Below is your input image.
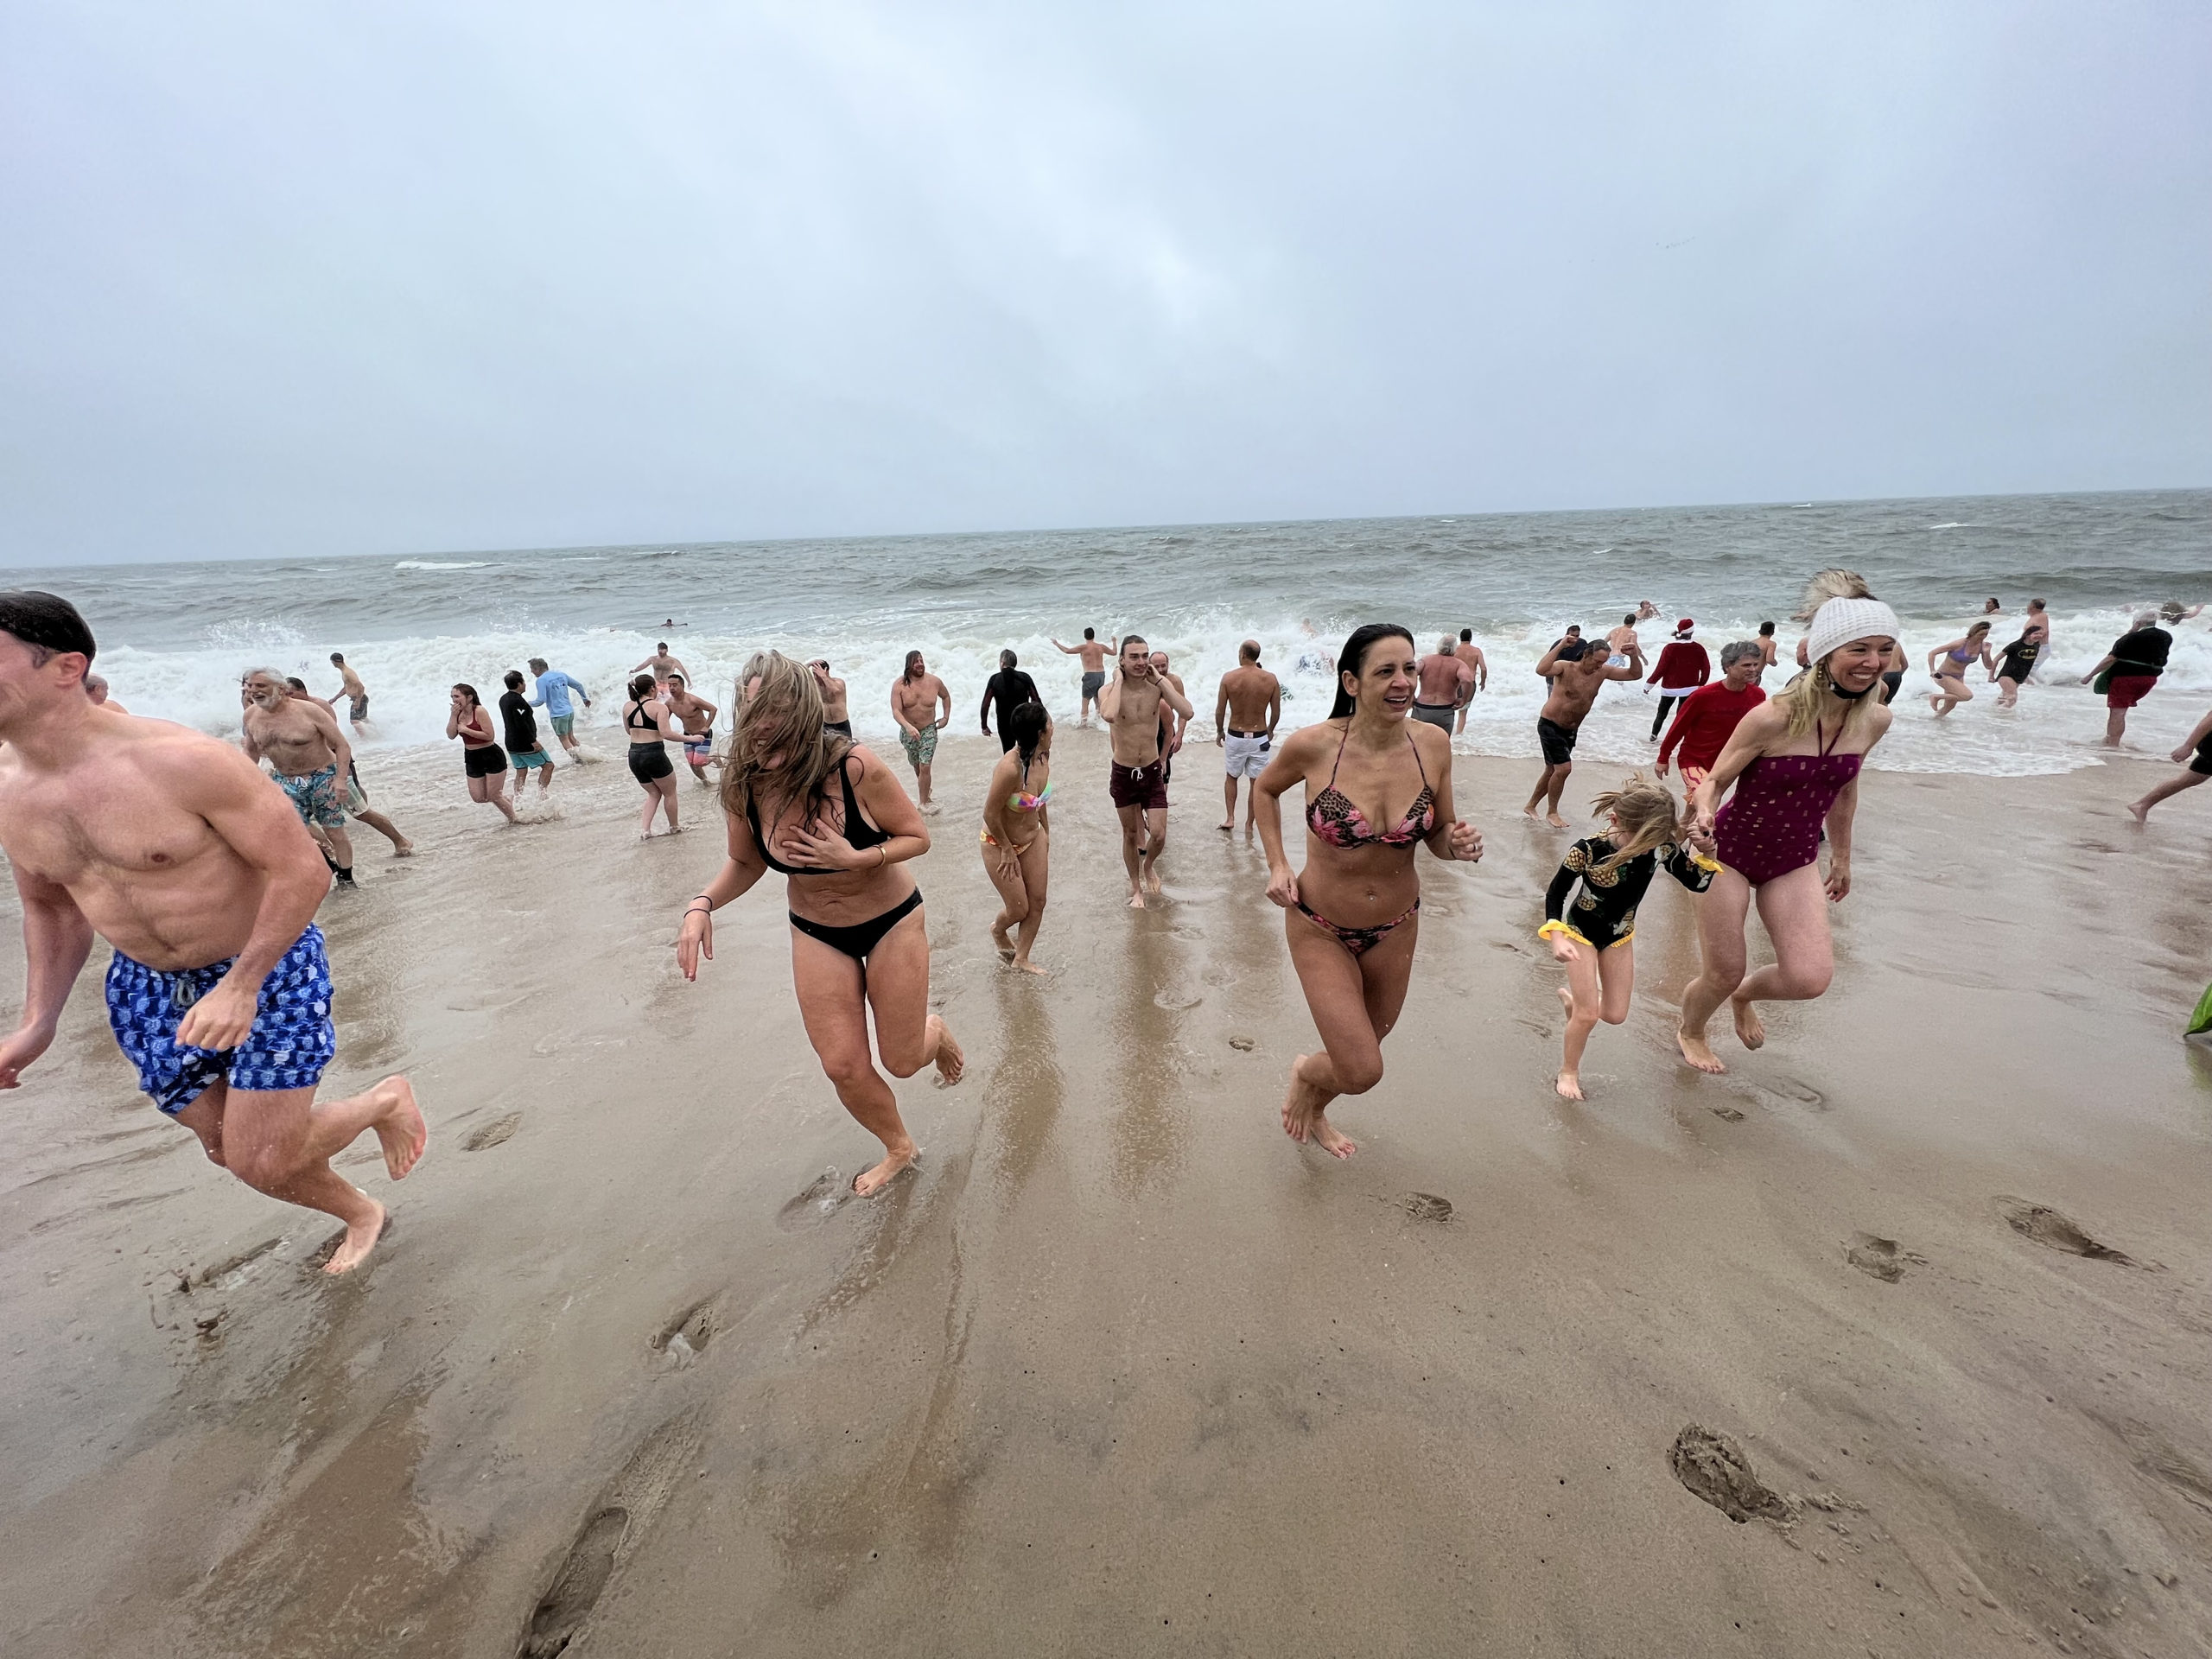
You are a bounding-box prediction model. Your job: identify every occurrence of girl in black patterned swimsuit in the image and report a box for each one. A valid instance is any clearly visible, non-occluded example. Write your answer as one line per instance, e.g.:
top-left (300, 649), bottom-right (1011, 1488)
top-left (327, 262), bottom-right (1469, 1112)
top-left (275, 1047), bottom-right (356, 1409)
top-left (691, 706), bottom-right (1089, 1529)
top-left (1541, 775), bottom-right (1717, 1101)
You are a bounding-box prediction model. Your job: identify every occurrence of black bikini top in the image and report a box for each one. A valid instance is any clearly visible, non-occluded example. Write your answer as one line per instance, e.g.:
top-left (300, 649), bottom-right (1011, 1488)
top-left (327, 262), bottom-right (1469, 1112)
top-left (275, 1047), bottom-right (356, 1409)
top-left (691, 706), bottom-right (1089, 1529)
top-left (626, 698), bottom-right (660, 736)
top-left (747, 755), bottom-right (890, 875)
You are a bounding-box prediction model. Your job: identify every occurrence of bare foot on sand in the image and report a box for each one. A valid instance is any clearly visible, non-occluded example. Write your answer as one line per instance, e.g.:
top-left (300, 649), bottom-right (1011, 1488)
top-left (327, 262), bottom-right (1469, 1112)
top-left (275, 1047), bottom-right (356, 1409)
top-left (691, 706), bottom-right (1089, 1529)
top-left (1555, 1071), bottom-right (1585, 1100)
top-left (1308, 1110), bottom-right (1357, 1158)
top-left (1731, 995), bottom-right (1766, 1051)
top-left (990, 920), bottom-right (1014, 961)
top-left (854, 1144), bottom-right (918, 1197)
top-left (1217, 819), bottom-right (1233, 832)
top-left (1127, 886), bottom-right (1146, 910)
top-left (392, 842), bottom-right (415, 857)
top-left (929, 1016), bottom-right (964, 1085)
top-left (1144, 866), bottom-right (1163, 895)
top-left (1676, 1027), bottom-right (1727, 1074)
top-left (1013, 958), bottom-right (1048, 976)
top-left (1281, 1057), bottom-right (1318, 1141)
top-left (323, 1202), bottom-right (388, 1274)
top-left (1523, 803), bottom-right (1541, 821)
top-left (2126, 800), bottom-right (2150, 826)
top-left (1546, 812), bottom-right (1568, 829)
top-left (370, 1077), bottom-right (428, 1179)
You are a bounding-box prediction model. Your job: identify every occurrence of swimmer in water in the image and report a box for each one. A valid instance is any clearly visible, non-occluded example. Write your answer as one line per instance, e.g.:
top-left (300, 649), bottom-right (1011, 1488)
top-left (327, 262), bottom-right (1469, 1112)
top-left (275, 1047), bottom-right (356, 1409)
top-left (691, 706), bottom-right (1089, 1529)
top-left (1542, 775), bottom-right (1718, 1101)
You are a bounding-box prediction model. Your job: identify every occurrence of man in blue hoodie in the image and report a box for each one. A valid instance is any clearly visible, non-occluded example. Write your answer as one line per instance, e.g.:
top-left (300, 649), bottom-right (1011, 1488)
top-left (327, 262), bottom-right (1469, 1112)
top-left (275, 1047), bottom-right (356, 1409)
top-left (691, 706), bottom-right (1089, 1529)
top-left (527, 657), bottom-right (594, 760)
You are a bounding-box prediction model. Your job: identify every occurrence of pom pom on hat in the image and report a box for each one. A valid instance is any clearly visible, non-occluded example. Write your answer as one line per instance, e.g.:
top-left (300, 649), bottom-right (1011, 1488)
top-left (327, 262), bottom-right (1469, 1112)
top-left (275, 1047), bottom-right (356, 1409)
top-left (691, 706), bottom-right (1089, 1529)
top-left (1805, 596), bottom-right (1900, 665)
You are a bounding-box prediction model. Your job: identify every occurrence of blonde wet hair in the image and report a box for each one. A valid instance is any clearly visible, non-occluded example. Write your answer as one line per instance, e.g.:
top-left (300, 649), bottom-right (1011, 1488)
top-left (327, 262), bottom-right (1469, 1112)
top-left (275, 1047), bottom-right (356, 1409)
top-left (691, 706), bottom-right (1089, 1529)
top-left (1791, 569), bottom-right (1872, 621)
top-left (721, 650), bottom-right (850, 823)
top-left (1588, 773), bottom-right (1684, 874)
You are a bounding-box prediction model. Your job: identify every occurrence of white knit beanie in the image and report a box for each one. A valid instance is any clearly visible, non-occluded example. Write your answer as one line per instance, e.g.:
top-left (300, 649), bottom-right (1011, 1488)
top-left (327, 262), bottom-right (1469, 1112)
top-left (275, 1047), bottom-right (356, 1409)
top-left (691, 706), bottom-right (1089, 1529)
top-left (1804, 596), bottom-right (1900, 666)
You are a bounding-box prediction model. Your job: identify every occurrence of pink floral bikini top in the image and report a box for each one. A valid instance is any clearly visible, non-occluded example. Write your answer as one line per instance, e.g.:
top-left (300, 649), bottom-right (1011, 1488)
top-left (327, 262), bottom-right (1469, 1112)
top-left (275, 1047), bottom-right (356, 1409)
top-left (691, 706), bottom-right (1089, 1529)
top-left (1306, 721), bottom-right (1436, 849)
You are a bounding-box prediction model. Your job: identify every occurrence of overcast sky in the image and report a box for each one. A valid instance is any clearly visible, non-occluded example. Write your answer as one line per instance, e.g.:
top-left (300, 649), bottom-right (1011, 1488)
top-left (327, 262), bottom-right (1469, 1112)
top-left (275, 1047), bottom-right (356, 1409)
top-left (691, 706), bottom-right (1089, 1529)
top-left (4, 2), bottom-right (2207, 565)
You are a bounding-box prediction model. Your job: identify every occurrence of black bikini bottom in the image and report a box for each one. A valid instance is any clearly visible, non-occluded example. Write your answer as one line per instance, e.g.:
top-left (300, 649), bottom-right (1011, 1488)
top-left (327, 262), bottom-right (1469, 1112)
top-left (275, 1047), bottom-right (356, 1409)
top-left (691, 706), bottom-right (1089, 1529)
top-left (789, 887), bottom-right (923, 963)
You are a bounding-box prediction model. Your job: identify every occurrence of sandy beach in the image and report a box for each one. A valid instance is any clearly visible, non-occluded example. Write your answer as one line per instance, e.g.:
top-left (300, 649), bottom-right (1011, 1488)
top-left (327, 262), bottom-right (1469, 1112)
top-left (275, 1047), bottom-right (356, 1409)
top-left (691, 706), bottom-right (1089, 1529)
top-left (2, 726), bottom-right (2208, 1658)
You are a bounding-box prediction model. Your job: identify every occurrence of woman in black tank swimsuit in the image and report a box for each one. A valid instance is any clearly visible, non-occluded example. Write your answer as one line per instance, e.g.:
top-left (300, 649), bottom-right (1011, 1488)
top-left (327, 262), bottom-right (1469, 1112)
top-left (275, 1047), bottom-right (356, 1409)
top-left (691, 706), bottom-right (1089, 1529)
top-left (623, 672), bottom-right (683, 838)
top-left (676, 652), bottom-right (965, 1198)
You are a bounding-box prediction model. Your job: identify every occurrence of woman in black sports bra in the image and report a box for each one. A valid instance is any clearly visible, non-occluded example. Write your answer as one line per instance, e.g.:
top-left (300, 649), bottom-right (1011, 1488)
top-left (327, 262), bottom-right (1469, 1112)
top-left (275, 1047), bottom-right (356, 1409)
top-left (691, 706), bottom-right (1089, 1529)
top-left (623, 672), bottom-right (684, 838)
top-left (676, 651), bottom-right (964, 1198)
top-left (1251, 624), bottom-right (1483, 1160)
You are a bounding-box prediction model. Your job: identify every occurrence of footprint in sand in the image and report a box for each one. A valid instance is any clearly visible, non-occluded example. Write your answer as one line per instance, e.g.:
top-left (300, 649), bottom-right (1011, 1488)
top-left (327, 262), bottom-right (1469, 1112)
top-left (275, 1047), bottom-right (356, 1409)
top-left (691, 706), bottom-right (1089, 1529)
top-left (518, 1412), bottom-right (702, 1657)
top-left (652, 1299), bottom-right (717, 1367)
top-left (463, 1113), bottom-right (523, 1152)
top-left (775, 1169), bottom-right (850, 1230)
top-left (1844, 1232), bottom-right (1927, 1283)
top-left (193, 1236), bottom-right (284, 1289)
top-left (1708, 1104), bottom-right (1746, 1122)
top-left (1668, 1426), bottom-right (1794, 1524)
top-left (1995, 1197), bottom-right (2137, 1265)
top-left (1154, 988), bottom-right (1203, 1012)
top-left (1228, 1036), bottom-right (1255, 1052)
top-left (1397, 1192), bottom-right (1453, 1223)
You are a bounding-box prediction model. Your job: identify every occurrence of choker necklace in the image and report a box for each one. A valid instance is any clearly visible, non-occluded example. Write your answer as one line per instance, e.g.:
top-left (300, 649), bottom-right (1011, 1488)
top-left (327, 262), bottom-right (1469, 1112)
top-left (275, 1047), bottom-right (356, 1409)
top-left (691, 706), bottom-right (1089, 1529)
top-left (1827, 681), bottom-right (1872, 702)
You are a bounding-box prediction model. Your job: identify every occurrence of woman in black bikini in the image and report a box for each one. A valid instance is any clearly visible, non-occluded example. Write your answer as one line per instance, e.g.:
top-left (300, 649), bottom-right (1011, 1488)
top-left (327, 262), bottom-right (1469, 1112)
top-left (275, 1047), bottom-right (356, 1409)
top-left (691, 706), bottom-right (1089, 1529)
top-left (623, 672), bottom-right (684, 838)
top-left (676, 652), bottom-right (963, 1197)
top-left (1253, 625), bottom-right (1482, 1158)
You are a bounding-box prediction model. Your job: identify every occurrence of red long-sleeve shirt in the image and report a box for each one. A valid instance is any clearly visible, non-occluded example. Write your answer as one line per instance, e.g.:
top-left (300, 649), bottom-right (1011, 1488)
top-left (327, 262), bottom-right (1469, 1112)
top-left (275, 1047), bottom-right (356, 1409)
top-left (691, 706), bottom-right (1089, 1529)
top-left (1657, 680), bottom-right (1766, 772)
top-left (1645, 639), bottom-right (1711, 692)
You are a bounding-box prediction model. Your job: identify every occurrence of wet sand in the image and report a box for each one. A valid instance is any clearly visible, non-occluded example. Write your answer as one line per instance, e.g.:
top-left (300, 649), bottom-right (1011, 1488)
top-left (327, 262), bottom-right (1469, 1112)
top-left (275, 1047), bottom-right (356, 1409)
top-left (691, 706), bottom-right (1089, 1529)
top-left (2, 728), bottom-right (2209, 1657)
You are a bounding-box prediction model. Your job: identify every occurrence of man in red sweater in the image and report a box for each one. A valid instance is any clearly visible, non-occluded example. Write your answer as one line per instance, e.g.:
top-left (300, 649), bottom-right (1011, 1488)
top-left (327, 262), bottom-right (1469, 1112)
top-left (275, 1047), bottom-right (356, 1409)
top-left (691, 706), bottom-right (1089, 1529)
top-left (1645, 618), bottom-right (1710, 739)
top-left (1656, 639), bottom-right (1766, 794)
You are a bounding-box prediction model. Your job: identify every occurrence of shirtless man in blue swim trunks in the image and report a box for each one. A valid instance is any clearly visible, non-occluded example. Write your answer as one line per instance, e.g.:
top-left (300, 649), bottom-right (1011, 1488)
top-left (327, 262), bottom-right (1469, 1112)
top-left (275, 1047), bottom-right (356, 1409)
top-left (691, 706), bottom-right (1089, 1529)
top-left (243, 668), bottom-right (360, 886)
top-left (0, 593), bottom-right (424, 1274)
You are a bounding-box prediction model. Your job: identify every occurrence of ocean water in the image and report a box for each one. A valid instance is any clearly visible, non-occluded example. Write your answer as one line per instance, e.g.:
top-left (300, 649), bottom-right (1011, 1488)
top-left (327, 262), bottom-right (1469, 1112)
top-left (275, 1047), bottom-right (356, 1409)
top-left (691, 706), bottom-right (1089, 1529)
top-left (18, 489), bottom-right (2212, 778)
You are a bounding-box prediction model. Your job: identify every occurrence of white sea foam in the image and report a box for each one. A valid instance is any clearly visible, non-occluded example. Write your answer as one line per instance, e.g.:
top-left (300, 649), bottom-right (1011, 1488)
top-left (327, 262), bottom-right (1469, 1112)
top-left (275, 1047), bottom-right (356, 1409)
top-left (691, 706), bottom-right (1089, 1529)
top-left (394, 559), bottom-right (499, 570)
top-left (92, 604), bottom-right (2212, 779)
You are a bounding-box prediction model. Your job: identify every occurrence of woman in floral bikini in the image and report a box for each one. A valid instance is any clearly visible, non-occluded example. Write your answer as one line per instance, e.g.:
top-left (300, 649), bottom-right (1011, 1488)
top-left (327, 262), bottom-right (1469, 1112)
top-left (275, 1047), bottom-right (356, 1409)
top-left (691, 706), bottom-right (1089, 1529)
top-left (1253, 624), bottom-right (1484, 1158)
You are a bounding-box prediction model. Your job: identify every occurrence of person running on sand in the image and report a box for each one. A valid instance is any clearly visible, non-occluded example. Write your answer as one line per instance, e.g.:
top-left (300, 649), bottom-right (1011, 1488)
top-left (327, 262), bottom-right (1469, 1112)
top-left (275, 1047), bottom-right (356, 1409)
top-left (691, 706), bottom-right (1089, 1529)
top-left (0, 594), bottom-right (424, 1274)
top-left (499, 671), bottom-right (557, 801)
top-left (1452, 629), bottom-right (1488, 734)
top-left (982, 700), bottom-right (1053, 974)
top-left (1676, 596), bottom-right (1898, 1074)
top-left (527, 657), bottom-right (593, 759)
top-left (1525, 631), bottom-right (1643, 827)
top-left (1216, 639), bottom-right (1281, 834)
top-left (664, 673), bottom-right (720, 785)
top-left (2085, 612), bottom-right (2172, 748)
top-left (329, 652), bottom-right (371, 729)
top-left (1542, 775), bottom-right (1718, 1100)
top-left (1928, 621), bottom-right (1995, 716)
top-left (1991, 599), bottom-right (2050, 708)
top-left (891, 651), bottom-right (950, 812)
top-left (243, 668), bottom-right (363, 887)
top-left (634, 642), bottom-right (689, 690)
top-left (1645, 619), bottom-right (1710, 739)
top-left (1656, 640), bottom-right (1766, 797)
top-left (677, 652), bottom-right (963, 1196)
top-left (621, 672), bottom-right (683, 837)
top-left (811, 660), bottom-right (852, 736)
top-left (1413, 635), bottom-right (1473, 733)
top-left (2126, 706), bottom-right (2212, 824)
top-left (1100, 634), bottom-right (1193, 906)
top-left (979, 650), bottom-right (1042, 751)
top-left (446, 684), bottom-right (518, 826)
top-left (1052, 629), bottom-right (1110, 724)
top-left (1254, 624), bottom-right (1482, 1158)
top-left (281, 681), bottom-right (412, 856)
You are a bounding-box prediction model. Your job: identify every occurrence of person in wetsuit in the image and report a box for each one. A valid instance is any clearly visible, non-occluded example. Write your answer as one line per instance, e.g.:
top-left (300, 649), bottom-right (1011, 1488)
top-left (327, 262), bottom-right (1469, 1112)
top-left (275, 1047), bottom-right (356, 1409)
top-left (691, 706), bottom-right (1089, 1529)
top-left (1542, 774), bottom-right (1718, 1101)
top-left (677, 651), bottom-right (963, 1197)
top-left (979, 649), bottom-right (1044, 751)
top-left (1252, 624), bottom-right (1482, 1159)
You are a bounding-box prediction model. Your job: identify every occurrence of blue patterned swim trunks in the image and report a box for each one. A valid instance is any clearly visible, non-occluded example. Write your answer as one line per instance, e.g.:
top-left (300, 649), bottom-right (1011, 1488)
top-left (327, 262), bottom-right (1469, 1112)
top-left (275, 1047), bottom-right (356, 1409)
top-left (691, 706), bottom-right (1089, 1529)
top-left (277, 763), bottom-right (347, 829)
top-left (105, 926), bottom-right (336, 1114)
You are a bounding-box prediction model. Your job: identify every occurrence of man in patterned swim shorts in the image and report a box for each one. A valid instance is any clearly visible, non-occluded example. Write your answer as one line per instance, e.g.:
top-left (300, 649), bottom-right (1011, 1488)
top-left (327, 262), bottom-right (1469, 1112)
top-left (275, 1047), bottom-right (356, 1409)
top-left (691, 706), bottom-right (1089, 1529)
top-left (0, 593), bottom-right (426, 1275)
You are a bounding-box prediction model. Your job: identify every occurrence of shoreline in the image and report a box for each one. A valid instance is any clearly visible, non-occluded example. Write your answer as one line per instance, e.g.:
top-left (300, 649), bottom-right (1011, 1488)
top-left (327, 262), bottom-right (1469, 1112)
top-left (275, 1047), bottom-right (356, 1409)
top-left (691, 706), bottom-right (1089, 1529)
top-left (1, 726), bottom-right (2208, 1656)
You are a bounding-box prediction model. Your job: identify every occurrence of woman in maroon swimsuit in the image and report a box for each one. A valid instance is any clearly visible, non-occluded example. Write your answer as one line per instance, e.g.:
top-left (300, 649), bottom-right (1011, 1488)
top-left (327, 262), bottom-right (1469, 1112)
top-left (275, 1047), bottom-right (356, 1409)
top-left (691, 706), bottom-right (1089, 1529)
top-left (1677, 597), bottom-right (1899, 1073)
top-left (1254, 625), bottom-right (1483, 1157)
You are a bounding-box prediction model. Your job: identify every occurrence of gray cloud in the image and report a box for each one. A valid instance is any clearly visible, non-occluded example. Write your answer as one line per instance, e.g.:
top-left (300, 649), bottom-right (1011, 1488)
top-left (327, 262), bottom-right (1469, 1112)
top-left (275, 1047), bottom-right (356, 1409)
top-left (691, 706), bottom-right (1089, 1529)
top-left (4, 0), bottom-right (2207, 564)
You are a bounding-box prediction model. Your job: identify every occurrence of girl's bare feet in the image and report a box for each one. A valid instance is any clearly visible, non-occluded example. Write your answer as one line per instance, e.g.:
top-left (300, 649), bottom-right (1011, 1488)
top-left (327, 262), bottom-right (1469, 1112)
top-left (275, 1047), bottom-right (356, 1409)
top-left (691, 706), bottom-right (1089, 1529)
top-left (1555, 1070), bottom-right (1585, 1101)
top-left (854, 1143), bottom-right (918, 1197)
top-left (1731, 995), bottom-right (1766, 1050)
top-left (1676, 1027), bottom-right (1726, 1073)
top-left (1013, 958), bottom-right (1048, 976)
top-left (928, 1016), bottom-right (964, 1085)
top-left (1307, 1110), bottom-right (1357, 1158)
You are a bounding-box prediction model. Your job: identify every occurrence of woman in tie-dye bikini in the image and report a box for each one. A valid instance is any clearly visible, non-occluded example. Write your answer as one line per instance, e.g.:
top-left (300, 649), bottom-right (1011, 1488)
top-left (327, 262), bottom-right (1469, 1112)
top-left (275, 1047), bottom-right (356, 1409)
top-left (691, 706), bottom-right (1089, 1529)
top-left (1675, 593), bottom-right (1899, 1075)
top-left (1252, 625), bottom-right (1484, 1159)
